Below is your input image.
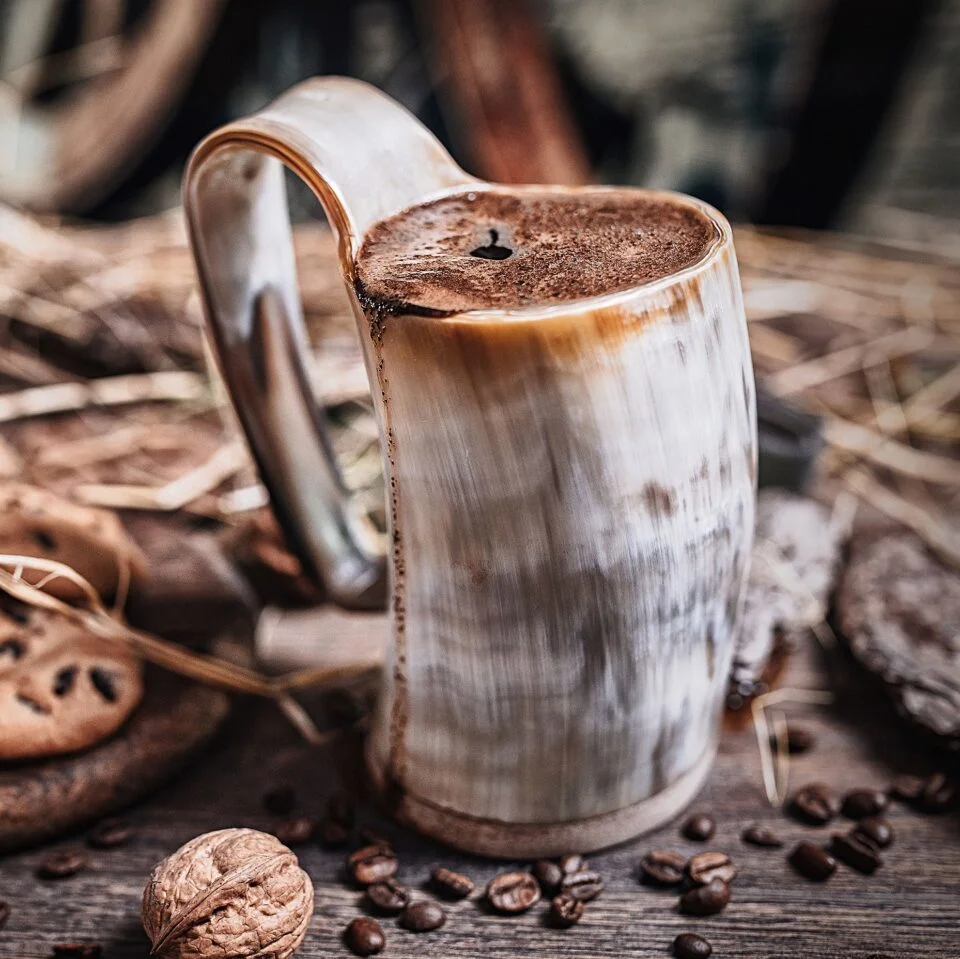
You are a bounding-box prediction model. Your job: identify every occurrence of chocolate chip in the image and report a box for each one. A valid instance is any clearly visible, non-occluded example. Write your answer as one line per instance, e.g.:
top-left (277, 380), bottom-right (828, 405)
top-left (769, 724), bottom-right (815, 754)
top-left (37, 849), bottom-right (87, 879)
top-left (686, 851), bottom-right (737, 886)
top-left (88, 667), bottom-right (118, 702)
top-left (790, 783), bottom-right (840, 826)
top-left (430, 866), bottom-right (474, 899)
top-left (31, 528), bottom-right (57, 552)
top-left (549, 894), bottom-right (584, 928)
top-left (16, 691), bottom-right (49, 714)
top-left (53, 666), bottom-right (78, 697)
top-left (344, 917), bottom-right (385, 956)
top-left (682, 814), bottom-right (715, 841)
top-left (366, 878), bottom-right (411, 914)
top-left (271, 816), bottom-right (315, 846)
top-left (262, 785), bottom-right (296, 816)
top-left (533, 859), bottom-right (563, 895)
top-left (678, 878), bottom-right (730, 916)
top-left (87, 818), bottom-right (135, 849)
top-left (830, 833), bottom-right (882, 875)
top-left (639, 850), bottom-right (687, 887)
top-left (0, 638), bottom-right (25, 660)
top-left (349, 843), bottom-right (398, 885)
top-left (486, 871), bottom-right (541, 913)
top-left (559, 869), bottom-right (604, 902)
top-left (399, 900), bottom-right (446, 932)
top-left (788, 841), bottom-right (836, 881)
top-left (741, 823), bottom-right (782, 848)
top-left (469, 229), bottom-right (513, 261)
top-left (673, 932), bottom-right (713, 958)
top-left (841, 788), bottom-right (889, 820)
top-left (853, 816), bottom-right (894, 850)
top-left (888, 774), bottom-right (925, 803)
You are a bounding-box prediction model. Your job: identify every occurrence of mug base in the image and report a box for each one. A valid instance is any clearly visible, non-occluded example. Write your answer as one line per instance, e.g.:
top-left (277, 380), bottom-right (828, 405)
top-left (367, 741), bottom-right (717, 858)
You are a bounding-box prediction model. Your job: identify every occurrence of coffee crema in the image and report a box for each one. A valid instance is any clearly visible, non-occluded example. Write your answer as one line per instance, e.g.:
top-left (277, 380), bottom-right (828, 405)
top-left (355, 189), bottom-right (719, 316)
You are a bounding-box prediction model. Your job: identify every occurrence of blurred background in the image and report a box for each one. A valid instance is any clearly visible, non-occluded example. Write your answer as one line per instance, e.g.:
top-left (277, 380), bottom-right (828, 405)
top-left (0, 0), bottom-right (956, 244)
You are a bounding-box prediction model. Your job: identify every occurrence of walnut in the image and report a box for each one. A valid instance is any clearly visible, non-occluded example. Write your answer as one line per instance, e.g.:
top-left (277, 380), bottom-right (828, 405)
top-left (142, 828), bottom-right (313, 959)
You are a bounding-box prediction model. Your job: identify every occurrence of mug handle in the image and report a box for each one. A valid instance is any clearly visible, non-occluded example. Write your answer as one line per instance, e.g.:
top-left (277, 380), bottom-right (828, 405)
top-left (183, 77), bottom-right (476, 608)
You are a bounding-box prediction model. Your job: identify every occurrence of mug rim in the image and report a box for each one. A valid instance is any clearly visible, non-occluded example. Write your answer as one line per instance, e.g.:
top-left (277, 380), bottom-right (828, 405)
top-left (363, 182), bottom-right (733, 325)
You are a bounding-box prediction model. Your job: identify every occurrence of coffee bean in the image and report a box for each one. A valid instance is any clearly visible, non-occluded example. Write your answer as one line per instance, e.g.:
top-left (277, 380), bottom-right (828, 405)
top-left (789, 783), bottom-right (839, 826)
top-left (430, 866), bottom-right (475, 899)
top-left (770, 724), bottom-right (815, 755)
top-left (325, 793), bottom-right (355, 827)
top-left (37, 850), bottom-right (86, 879)
top-left (853, 816), bottom-right (894, 850)
top-left (678, 878), bottom-right (730, 916)
top-left (349, 843), bottom-right (398, 885)
top-left (559, 853), bottom-right (585, 874)
top-left (549, 894), bottom-right (584, 928)
top-left (682, 814), bottom-right (715, 841)
top-left (344, 917), bottom-right (385, 956)
top-left (788, 841), bottom-right (836, 881)
top-left (87, 818), bottom-right (135, 849)
top-left (399, 900), bottom-right (446, 932)
top-left (262, 785), bottom-right (296, 816)
top-left (533, 859), bottom-right (564, 894)
top-left (919, 772), bottom-right (956, 813)
top-left (559, 869), bottom-right (604, 902)
top-left (51, 946), bottom-right (101, 958)
top-left (366, 878), bottom-right (411, 914)
top-left (673, 932), bottom-right (713, 958)
top-left (359, 828), bottom-right (391, 846)
top-left (486, 871), bottom-right (541, 913)
top-left (0, 902), bottom-right (9, 929)
top-left (318, 817), bottom-right (351, 849)
top-left (830, 832), bottom-right (882, 875)
top-left (639, 850), bottom-right (687, 887)
top-left (888, 774), bottom-right (924, 803)
top-left (841, 788), bottom-right (889, 820)
top-left (741, 823), bottom-right (782, 848)
top-left (272, 816), bottom-right (315, 846)
top-left (686, 851), bottom-right (737, 886)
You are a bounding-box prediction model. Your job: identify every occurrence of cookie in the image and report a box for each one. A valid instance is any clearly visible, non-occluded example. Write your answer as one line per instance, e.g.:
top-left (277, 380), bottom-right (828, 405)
top-left (836, 532), bottom-right (960, 749)
top-left (0, 599), bottom-right (143, 760)
top-left (0, 484), bottom-right (146, 603)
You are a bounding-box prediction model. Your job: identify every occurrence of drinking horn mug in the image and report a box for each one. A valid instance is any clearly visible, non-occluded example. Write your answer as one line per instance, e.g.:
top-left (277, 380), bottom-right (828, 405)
top-left (184, 77), bottom-right (756, 856)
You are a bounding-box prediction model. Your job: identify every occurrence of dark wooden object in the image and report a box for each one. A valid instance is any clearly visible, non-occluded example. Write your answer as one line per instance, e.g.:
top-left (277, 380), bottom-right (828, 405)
top-left (0, 636), bottom-right (956, 957)
top-left (0, 671), bottom-right (229, 853)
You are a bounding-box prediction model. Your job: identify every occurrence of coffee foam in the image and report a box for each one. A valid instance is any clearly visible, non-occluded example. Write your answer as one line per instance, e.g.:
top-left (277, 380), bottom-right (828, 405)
top-left (355, 189), bottom-right (719, 315)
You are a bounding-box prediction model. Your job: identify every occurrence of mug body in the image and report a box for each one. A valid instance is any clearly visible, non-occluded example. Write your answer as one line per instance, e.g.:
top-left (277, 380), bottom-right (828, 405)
top-left (361, 186), bottom-right (756, 856)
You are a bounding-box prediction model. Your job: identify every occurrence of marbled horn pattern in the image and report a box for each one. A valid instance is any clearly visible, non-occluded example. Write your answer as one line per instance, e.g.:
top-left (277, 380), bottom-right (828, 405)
top-left (366, 239), bottom-right (756, 829)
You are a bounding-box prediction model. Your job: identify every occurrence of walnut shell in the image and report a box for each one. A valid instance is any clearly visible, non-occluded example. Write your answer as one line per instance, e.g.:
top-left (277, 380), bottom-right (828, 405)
top-left (142, 828), bottom-right (313, 959)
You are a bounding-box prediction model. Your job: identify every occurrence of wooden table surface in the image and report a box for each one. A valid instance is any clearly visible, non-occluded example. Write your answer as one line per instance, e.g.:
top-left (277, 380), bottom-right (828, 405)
top-left (0, 630), bottom-right (957, 959)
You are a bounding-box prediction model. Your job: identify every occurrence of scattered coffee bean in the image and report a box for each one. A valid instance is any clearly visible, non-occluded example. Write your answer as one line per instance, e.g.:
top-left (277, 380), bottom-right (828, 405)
top-left (888, 774), bottom-right (924, 803)
top-left (0, 901), bottom-right (10, 930)
top-left (639, 850), bottom-right (687, 887)
top-left (742, 823), bottom-right (782, 848)
top-left (37, 850), bottom-right (87, 880)
top-left (349, 844), bottom-right (399, 886)
top-left (788, 841), bottom-right (836, 881)
top-left (841, 788), bottom-right (889, 820)
top-left (399, 900), bottom-right (446, 932)
top-left (919, 772), bottom-right (956, 813)
top-left (559, 869), bottom-right (604, 902)
top-left (272, 816), bottom-right (315, 846)
top-left (770, 724), bottom-right (815, 755)
top-left (559, 853), bottom-right (585, 874)
top-left (682, 814), bottom-right (716, 842)
top-left (366, 878), bottom-right (411, 914)
top-left (262, 785), bottom-right (297, 816)
top-left (87, 818), bottom-right (135, 849)
top-left (344, 917), bottom-right (385, 956)
top-left (678, 878), bottom-right (730, 916)
top-left (790, 783), bottom-right (839, 826)
top-left (326, 793), bottom-right (355, 827)
top-left (549, 894), bottom-right (584, 928)
top-left (673, 932), bottom-right (713, 959)
top-left (853, 816), bottom-right (894, 850)
top-left (51, 946), bottom-right (101, 958)
top-left (430, 866), bottom-right (475, 899)
top-left (687, 851), bottom-right (737, 886)
top-left (318, 817), bottom-right (351, 849)
top-left (533, 859), bottom-right (564, 895)
top-left (486, 871), bottom-right (541, 913)
top-left (830, 833), bottom-right (882, 875)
